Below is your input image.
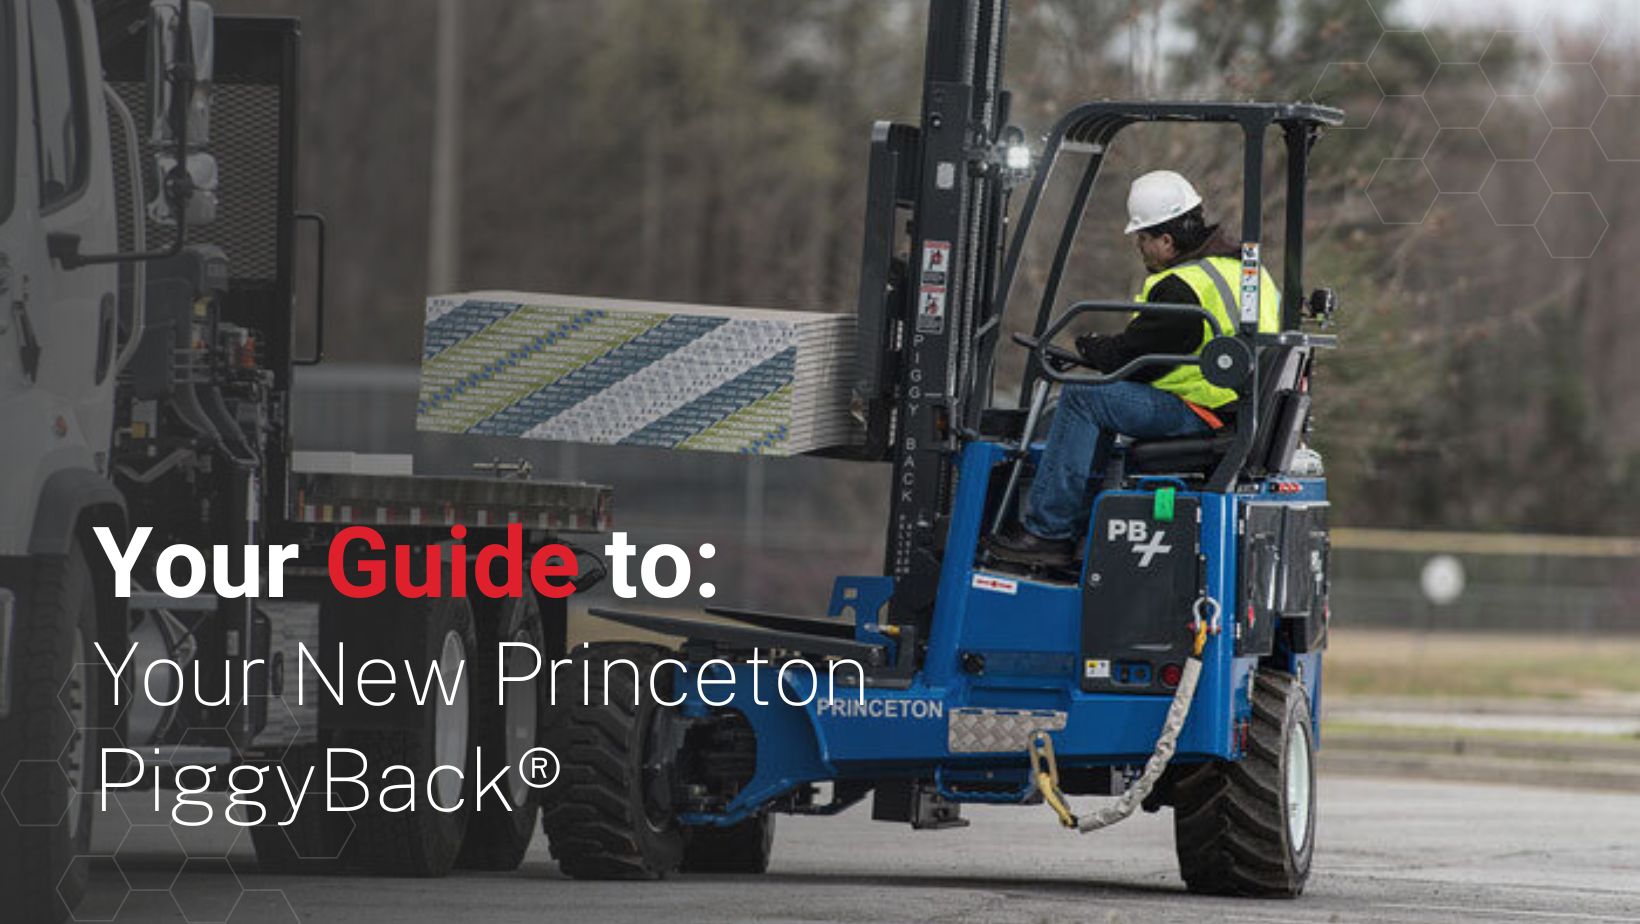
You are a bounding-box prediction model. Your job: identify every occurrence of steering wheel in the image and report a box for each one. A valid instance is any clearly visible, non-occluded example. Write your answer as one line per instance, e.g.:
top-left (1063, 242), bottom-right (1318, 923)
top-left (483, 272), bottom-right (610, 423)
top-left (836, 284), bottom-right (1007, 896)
top-left (1011, 332), bottom-right (1091, 372)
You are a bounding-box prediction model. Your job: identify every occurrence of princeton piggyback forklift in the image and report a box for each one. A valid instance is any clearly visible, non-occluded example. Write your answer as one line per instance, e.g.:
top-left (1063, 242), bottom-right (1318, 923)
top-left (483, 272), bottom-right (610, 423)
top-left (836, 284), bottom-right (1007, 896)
top-left (543, 0), bottom-right (1342, 896)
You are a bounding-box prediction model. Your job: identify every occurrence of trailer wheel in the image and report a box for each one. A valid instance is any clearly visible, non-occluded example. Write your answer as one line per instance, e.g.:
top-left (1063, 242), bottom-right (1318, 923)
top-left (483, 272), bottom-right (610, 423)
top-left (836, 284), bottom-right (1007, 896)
top-left (456, 595), bottom-right (546, 870)
top-left (680, 811), bottom-right (775, 874)
top-left (344, 596), bottom-right (476, 878)
top-left (1172, 670), bottom-right (1315, 897)
top-left (0, 545), bottom-right (101, 923)
top-left (539, 642), bottom-right (684, 880)
top-left (248, 744), bottom-right (354, 873)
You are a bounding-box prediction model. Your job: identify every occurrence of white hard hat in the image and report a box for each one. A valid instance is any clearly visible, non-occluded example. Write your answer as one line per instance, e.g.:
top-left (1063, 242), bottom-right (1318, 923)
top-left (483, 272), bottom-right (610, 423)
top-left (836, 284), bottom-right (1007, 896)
top-left (1125, 170), bottom-right (1203, 235)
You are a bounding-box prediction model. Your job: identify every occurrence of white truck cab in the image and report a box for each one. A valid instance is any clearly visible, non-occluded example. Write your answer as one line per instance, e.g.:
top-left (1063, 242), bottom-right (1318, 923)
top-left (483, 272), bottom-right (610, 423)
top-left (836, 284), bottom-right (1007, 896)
top-left (3, 8), bottom-right (613, 918)
top-left (2, 4), bottom-right (193, 919)
top-left (0, 0), bottom-right (124, 560)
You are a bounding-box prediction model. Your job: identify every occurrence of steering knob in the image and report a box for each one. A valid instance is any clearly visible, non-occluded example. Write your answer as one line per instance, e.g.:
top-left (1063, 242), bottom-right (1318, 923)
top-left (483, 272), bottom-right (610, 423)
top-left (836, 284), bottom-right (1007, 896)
top-left (1200, 337), bottom-right (1253, 389)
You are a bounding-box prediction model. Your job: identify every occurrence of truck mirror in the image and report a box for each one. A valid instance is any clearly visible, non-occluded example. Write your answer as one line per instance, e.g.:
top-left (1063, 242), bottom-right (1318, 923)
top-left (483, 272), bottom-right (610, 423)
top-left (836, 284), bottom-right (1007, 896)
top-left (146, 0), bottom-right (214, 148)
top-left (147, 152), bottom-right (218, 227)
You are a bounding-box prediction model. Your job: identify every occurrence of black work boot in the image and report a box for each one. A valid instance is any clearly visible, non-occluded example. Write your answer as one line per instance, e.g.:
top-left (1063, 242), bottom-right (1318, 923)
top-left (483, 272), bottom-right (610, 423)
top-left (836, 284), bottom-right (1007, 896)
top-left (988, 524), bottom-right (1075, 567)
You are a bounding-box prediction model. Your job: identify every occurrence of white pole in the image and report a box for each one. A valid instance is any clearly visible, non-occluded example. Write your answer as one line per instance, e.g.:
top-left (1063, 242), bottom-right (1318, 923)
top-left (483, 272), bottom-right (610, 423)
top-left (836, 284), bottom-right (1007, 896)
top-left (428, 0), bottom-right (462, 295)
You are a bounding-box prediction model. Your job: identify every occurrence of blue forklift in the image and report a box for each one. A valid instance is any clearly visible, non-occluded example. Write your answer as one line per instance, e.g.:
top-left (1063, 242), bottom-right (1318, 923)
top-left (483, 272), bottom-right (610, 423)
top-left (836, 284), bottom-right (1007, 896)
top-left (542, 0), bottom-right (1341, 897)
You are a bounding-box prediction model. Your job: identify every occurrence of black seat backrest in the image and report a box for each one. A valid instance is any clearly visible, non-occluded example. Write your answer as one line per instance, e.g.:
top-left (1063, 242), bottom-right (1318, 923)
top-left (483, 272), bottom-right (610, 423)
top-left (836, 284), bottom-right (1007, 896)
top-left (1247, 346), bottom-right (1309, 473)
top-left (1125, 344), bottom-right (1309, 477)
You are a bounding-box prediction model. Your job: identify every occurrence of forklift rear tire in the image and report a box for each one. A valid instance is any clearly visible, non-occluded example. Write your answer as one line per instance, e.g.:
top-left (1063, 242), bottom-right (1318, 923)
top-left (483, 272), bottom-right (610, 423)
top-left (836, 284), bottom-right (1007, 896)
top-left (0, 545), bottom-right (101, 924)
top-left (1172, 670), bottom-right (1315, 898)
top-left (680, 811), bottom-right (775, 874)
top-left (539, 642), bottom-right (685, 880)
top-left (456, 595), bottom-right (546, 871)
top-left (344, 596), bottom-right (476, 878)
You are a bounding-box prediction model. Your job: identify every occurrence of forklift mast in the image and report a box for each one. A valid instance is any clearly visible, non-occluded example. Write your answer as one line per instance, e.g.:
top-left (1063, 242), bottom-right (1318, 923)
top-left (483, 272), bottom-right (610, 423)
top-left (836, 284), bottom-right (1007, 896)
top-left (860, 0), bottom-right (1013, 638)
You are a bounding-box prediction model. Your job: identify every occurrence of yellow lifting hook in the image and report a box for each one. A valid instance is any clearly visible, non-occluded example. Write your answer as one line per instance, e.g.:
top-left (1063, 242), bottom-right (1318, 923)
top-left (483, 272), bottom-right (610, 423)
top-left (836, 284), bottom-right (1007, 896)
top-left (1029, 731), bottom-right (1077, 829)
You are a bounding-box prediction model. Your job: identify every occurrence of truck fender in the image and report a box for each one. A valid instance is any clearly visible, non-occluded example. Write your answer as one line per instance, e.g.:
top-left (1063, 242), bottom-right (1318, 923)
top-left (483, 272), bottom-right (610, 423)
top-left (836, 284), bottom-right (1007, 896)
top-left (28, 467), bottom-right (126, 557)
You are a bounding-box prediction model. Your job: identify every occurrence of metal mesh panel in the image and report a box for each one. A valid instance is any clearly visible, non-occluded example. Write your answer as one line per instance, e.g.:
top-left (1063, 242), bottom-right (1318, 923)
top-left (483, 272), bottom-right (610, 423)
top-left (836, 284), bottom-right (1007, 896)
top-left (111, 80), bottom-right (283, 282)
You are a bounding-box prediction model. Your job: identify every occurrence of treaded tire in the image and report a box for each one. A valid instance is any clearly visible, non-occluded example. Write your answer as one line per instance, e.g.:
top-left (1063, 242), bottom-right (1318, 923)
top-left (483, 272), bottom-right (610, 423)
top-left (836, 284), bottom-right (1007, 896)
top-left (1172, 670), bottom-right (1316, 898)
top-left (539, 642), bottom-right (684, 880)
top-left (0, 545), bottom-right (100, 924)
top-left (456, 595), bottom-right (546, 871)
top-left (344, 596), bottom-right (476, 878)
top-left (680, 811), bottom-right (775, 874)
top-left (248, 744), bottom-right (354, 874)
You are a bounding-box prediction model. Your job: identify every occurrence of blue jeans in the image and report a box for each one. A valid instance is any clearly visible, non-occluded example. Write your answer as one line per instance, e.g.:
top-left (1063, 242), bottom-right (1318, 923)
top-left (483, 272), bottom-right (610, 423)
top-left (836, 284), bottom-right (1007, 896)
top-left (1023, 382), bottom-right (1211, 540)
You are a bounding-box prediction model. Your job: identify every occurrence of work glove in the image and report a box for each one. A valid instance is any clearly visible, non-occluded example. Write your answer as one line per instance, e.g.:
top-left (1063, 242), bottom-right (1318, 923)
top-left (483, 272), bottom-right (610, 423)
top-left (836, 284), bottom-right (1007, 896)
top-left (1045, 351), bottom-right (1078, 373)
top-left (1074, 333), bottom-right (1102, 364)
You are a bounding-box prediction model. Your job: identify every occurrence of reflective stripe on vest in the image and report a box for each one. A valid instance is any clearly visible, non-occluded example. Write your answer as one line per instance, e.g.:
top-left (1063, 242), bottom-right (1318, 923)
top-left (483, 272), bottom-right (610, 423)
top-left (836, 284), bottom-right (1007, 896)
top-left (1138, 256), bottom-right (1281, 409)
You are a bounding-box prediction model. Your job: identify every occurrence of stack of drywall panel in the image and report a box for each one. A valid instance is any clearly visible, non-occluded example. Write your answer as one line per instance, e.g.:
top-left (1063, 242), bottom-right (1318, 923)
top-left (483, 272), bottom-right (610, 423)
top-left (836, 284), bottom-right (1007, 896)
top-left (416, 291), bottom-right (859, 456)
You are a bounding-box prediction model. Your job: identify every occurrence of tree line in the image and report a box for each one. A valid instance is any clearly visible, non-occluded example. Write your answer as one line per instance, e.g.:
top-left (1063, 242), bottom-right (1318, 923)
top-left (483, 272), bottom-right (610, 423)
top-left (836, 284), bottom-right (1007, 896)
top-left (213, 0), bottom-right (1640, 535)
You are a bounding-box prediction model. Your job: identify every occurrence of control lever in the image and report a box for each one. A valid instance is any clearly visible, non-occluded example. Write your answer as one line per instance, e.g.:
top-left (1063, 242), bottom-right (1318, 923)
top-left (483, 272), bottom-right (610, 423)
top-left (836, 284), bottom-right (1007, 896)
top-left (986, 332), bottom-right (1088, 541)
top-left (989, 376), bottom-right (1050, 538)
top-left (1012, 331), bottom-right (1087, 372)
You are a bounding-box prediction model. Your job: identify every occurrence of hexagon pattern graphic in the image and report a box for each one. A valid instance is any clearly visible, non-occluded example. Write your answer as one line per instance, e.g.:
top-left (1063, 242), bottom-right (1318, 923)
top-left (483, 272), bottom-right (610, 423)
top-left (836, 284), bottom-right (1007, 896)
top-left (1366, 158), bottom-right (1440, 224)
top-left (172, 858), bottom-right (244, 924)
top-left (50, 655), bottom-right (301, 924)
top-left (1592, 96), bottom-right (1640, 161)
top-left (1536, 128), bottom-right (1606, 194)
top-left (1536, 193), bottom-right (1608, 259)
top-left (1539, 63), bottom-right (1607, 128)
top-left (62, 856), bottom-right (129, 923)
top-left (1312, 61), bottom-right (1383, 128)
top-left (1374, 95), bottom-right (1441, 157)
top-left (1480, 96), bottom-right (1552, 160)
top-left (227, 891), bottom-right (302, 924)
top-left (1481, 161), bottom-right (1552, 226)
top-left (1426, 129), bottom-right (1494, 192)
top-left (1424, 63), bottom-right (1494, 127)
top-left (1313, 0), bottom-right (1623, 257)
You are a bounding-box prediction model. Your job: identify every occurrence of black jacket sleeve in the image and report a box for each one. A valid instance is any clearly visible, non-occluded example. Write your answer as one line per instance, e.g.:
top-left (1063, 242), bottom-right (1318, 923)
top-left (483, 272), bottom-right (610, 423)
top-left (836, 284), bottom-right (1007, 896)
top-left (1075, 276), bottom-right (1205, 383)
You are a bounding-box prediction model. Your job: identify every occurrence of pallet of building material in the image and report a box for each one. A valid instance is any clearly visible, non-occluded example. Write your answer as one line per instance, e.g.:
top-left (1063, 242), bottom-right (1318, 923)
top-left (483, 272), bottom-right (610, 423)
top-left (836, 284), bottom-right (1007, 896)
top-left (416, 291), bottom-right (861, 456)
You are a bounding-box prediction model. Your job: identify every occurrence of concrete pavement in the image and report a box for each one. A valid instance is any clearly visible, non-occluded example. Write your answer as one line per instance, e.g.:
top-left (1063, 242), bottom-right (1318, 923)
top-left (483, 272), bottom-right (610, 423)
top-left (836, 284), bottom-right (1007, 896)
top-left (85, 775), bottom-right (1640, 923)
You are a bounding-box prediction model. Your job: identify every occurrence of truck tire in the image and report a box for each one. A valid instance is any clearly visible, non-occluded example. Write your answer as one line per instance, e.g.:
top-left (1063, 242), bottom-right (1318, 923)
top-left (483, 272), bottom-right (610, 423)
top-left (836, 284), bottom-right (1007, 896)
top-left (0, 545), bottom-right (101, 923)
top-left (456, 595), bottom-right (546, 871)
top-left (1172, 670), bottom-right (1316, 897)
top-left (539, 642), bottom-right (684, 880)
top-left (248, 744), bottom-right (354, 873)
top-left (344, 596), bottom-right (476, 878)
top-left (680, 811), bottom-right (775, 874)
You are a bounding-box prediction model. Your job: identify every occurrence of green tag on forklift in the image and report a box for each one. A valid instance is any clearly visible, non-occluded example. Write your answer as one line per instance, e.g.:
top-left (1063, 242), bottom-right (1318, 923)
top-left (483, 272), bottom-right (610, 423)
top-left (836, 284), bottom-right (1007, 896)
top-left (1154, 487), bottom-right (1175, 523)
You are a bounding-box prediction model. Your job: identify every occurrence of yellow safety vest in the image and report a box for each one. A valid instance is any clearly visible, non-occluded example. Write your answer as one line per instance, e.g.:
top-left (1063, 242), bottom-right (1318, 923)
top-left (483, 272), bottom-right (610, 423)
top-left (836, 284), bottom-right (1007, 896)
top-left (1138, 256), bottom-right (1281, 410)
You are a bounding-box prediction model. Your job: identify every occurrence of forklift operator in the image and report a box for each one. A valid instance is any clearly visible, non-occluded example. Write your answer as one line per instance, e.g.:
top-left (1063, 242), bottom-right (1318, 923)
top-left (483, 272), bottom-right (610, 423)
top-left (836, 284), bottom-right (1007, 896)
top-left (992, 171), bottom-right (1280, 567)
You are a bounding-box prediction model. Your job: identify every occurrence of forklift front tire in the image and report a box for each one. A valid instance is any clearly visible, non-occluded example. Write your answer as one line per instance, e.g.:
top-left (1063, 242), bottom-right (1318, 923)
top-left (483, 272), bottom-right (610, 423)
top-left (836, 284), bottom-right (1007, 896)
top-left (680, 811), bottom-right (775, 874)
top-left (539, 642), bottom-right (685, 880)
top-left (1171, 670), bottom-right (1315, 898)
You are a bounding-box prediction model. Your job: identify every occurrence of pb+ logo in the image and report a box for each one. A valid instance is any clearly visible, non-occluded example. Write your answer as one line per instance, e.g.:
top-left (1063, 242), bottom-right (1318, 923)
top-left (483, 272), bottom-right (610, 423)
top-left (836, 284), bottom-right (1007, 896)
top-left (1108, 519), bottom-right (1171, 568)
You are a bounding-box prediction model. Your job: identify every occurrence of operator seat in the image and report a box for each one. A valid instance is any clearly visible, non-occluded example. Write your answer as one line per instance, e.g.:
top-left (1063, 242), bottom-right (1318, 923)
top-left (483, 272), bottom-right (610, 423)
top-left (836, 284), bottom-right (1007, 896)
top-left (1123, 346), bottom-right (1311, 478)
